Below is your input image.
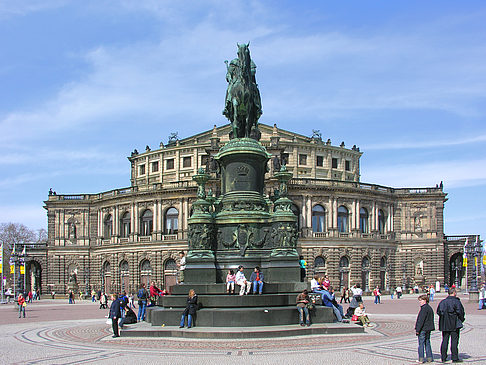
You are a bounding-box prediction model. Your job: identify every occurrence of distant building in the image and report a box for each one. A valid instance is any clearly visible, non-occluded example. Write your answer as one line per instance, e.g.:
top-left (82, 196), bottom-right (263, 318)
top-left (27, 123), bottom-right (477, 294)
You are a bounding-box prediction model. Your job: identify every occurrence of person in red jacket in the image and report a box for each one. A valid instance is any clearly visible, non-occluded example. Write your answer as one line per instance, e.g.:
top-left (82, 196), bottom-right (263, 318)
top-left (18, 294), bottom-right (26, 318)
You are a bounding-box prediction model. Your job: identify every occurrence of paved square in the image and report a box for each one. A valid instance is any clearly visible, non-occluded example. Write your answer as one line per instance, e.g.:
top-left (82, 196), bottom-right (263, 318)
top-left (1, 293), bottom-right (485, 364)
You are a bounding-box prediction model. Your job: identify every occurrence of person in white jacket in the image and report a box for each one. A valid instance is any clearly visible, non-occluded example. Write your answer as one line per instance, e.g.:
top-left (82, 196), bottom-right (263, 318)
top-left (235, 265), bottom-right (251, 296)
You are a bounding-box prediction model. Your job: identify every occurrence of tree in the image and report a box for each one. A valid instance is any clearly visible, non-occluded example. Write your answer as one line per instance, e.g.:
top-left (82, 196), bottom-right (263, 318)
top-left (1, 223), bottom-right (37, 287)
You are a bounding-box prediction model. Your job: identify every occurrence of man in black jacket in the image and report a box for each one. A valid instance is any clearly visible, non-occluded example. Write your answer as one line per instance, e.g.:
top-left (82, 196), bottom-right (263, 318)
top-left (415, 294), bottom-right (435, 363)
top-left (437, 287), bottom-right (465, 363)
top-left (109, 294), bottom-right (122, 338)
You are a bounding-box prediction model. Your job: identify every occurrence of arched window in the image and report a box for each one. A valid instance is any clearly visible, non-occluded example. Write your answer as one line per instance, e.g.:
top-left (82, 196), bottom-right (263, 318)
top-left (164, 207), bottom-right (178, 234)
top-left (140, 210), bottom-right (153, 236)
top-left (337, 205), bottom-right (349, 233)
top-left (120, 212), bottom-right (131, 238)
top-left (119, 260), bottom-right (129, 292)
top-left (361, 256), bottom-right (371, 291)
top-left (380, 256), bottom-right (387, 269)
top-left (380, 256), bottom-right (388, 290)
top-left (312, 205), bottom-right (325, 232)
top-left (103, 214), bottom-right (112, 239)
top-left (359, 208), bottom-right (368, 233)
top-left (339, 256), bottom-right (350, 290)
top-left (140, 259), bottom-right (152, 287)
top-left (314, 256), bottom-right (326, 269)
top-left (102, 261), bottom-right (111, 294)
top-left (378, 209), bottom-right (386, 234)
top-left (339, 256), bottom-right (349, 268)
top-left (362, 256), bottom-right (370, 269)
top-left (164, 258), bottom-right (177, 271)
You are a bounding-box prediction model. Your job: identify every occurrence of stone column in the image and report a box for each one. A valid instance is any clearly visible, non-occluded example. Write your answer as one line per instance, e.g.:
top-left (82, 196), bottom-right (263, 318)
top-left (356, 200), bottom-right (360, 231)
top-left (183, 198), bottom-right (189, 231)
top-left (301, 196), bottom-right (307, 229)
top-left (333, 198), bottom-right (338, 229)
top-left (306, 196), bottom-right (312, 229)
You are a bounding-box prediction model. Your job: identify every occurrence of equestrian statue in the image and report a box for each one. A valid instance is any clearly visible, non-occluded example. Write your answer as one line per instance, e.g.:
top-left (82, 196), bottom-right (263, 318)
top-left (223, 43), bottom-right (262, 139)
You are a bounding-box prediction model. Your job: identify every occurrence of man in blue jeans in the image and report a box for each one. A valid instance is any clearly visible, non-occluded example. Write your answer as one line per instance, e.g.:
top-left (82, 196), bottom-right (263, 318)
top-left (415, 294), bottom-right (435, 363)
top-left (137, 283), bottom-right (149, 322)
top-left (250, 267), bottom-right (264, 294)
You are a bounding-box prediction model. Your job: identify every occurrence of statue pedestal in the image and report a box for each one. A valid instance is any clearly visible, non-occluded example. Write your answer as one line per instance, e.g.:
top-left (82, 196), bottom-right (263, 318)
top-left (468, 290), bottom-right (479, 303)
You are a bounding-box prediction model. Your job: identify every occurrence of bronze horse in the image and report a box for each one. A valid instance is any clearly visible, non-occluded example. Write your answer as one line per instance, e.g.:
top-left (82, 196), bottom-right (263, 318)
top-left (223, 43), bottom-right (262, 139)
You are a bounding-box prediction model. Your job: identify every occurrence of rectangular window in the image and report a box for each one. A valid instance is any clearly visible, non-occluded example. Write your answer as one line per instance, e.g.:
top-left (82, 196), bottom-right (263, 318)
top-left (201, 155), bottom-right (209, 167)
top-left (166, 158), bottom-right (174, 170)
top-left (316, 156), bottom-right (323, 167)
top-left (332, 158), bottom-right (338, 169)
top-left (139, 164), bottom-right (146, 175)
top-left (151, 161), bottom-right (159, 173)
top-left (281, 153), bottom-right (289, 165)
top-left (345, 160), bottom-right (350, 171)
top-left (183, 156), bottom-right (192, 168)
top-left (299, 154), bottom-right (307, 165)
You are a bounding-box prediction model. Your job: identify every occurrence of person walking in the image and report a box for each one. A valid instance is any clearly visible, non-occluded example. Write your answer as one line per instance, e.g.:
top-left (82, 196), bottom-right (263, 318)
top-left (478, 283), bottom-right (486, 310)
top-left (415, 294), bottom-right (435, 363)
top-left (437, 287), bottom-right (465, 363)
top-left (429, 285), bottom-right (435, 302)
top-left (18, 294), bottom-right (26, 318)
top-left (109, 294), bottom-right (122, 338)
top-left (373, 286), bottom-right (381, 304)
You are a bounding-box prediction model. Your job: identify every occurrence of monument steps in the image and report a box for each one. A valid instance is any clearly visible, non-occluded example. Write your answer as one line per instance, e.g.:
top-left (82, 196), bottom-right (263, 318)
top-left (147, 305), bottom-right (334, 327)
top-left (169, 282), bottom-right (309, 295)
top-left (120, 322), bottom-right (364, 339)
top-left (159, 293), bottom-right (306, 308)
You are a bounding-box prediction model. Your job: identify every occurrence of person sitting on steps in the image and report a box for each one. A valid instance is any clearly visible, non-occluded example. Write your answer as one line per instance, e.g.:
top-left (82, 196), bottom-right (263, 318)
top-left (250, 266), bottom-right (264, 295)
top-left (235, 265), bottom-right (251, 296)
top-left (226, 269), bottom-right (236, 294)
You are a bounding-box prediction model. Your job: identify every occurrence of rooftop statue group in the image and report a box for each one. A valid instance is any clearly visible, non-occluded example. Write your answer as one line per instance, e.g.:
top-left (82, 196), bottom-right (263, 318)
top-left (223, 43), bottom-right (262, 140)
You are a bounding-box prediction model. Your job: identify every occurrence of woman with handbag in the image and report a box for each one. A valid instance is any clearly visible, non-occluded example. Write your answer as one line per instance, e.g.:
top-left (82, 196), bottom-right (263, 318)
top-left (296, 289), bottom-right (311, 326)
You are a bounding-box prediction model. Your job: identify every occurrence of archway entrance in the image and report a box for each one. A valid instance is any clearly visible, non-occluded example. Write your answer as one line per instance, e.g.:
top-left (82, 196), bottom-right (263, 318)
top-left (449, 253), bottom-right (464, 288)
top-left (25, 261), bottom-right (42, 294)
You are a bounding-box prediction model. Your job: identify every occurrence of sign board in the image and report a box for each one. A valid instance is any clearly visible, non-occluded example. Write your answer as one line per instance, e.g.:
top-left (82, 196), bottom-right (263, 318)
top-left (462, 257), bottom-right (467, 267)
top-left (10, 265), bottom-right (14, 274)
top-left (20, 265), bottom-right (24, 275)
top-left (483, 254), bottom-right (486, 266)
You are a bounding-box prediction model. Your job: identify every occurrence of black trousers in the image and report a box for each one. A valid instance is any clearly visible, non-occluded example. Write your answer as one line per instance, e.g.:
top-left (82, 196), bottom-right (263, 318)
top-left (112, 317), bottom-right (119, 337)
top-left (441, 329), bottom-right (460, 361)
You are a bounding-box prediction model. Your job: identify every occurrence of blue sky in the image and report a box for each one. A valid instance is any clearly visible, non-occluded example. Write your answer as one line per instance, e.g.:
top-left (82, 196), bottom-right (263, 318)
top-left (0, 1), bottom-right (485, 240)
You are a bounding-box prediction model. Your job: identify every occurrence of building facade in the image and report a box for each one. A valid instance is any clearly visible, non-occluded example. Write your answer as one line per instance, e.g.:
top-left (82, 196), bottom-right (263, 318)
top-left (29, 123), bottom-right (469, 295)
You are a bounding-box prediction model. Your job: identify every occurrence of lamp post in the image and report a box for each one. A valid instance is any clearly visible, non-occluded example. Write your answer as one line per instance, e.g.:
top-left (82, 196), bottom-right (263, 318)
top-left (402, 262), bottom-right (407, 290)
top-left (471, 237), bottom-right (482, 292)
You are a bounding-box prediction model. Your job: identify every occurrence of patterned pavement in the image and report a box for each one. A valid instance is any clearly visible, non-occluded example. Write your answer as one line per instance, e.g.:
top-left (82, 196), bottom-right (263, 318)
top-left (1, 294), bottom-right (485, 364)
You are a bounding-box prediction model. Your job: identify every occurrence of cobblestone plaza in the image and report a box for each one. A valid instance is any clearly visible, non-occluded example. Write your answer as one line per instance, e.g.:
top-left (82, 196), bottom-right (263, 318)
top-left (1, 293), bottom-right (484, 364)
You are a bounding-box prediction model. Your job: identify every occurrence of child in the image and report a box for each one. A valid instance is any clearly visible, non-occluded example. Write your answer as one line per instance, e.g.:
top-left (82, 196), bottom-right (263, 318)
top-left (226, 270), bottom-right (236, 294)
top-left (354, 302), bottom-right (371, 327)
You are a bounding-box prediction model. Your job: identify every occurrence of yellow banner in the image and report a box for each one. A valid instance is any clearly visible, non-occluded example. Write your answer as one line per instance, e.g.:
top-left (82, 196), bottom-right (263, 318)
top-left (0, 263), bottom-right (2, 272)
top-left (483, 255), bottom-right (486, 265)
top-left (10, 265), bottom-right (15, 274)
top-left (475, 257), bottom-right (478, 266)
top-left (20, 265), bottom-right (25, 274)
top-left (462, 257), bottom-right (467, 267)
